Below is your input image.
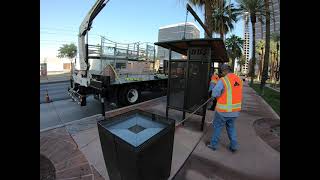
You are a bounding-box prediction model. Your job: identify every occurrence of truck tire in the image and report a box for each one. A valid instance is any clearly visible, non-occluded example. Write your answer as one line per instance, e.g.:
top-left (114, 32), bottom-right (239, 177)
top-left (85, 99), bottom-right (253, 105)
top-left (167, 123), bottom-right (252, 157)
top-left (119, 86), bottom-right (141, 106)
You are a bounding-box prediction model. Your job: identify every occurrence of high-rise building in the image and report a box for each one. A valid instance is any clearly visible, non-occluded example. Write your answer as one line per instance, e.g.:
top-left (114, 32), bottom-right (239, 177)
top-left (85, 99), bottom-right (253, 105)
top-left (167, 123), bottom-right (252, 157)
top-left (242, 12), bottom-right (250, 74)
top-left (255, 0), bottom-right (280, 41)
top-left (157, 22), bottom-right (200, 64)
top-left (254, 0), bottom-right (280, 79)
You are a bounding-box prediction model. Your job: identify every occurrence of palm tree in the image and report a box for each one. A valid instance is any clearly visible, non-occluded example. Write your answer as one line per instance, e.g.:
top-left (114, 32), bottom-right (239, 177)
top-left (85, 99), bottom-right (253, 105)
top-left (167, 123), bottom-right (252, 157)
top-left (269, 40), bottom-right (277, 83)
top-left (260, 0), bottom-right (270, 94)
top-left (225, 35), bottom-right (243, 72)
top-left (271, 32), bottom-right (280, 83)
top-left (236, 0), bottom-right (265, 86)
top-left (255, 39), bottom-right (265, 80)
top-left (271, 32), bottom-right (280, 85)
top-left (237, 55), bottom-right (246, 73)
top-left (211, 0), bottom-right (241, 39)
top-left (188, 0), bottom-right (221, 37)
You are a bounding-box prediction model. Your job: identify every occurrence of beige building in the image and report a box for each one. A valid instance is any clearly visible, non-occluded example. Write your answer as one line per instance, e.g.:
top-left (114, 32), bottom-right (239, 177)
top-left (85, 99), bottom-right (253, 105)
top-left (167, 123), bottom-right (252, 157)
top-left (40, 56), bottom-right (74, 73)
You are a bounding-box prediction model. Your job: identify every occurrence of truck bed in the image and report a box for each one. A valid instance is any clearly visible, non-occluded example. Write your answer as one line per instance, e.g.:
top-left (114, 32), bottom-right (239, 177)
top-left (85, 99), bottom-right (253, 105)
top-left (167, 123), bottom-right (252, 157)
top-left (111, 74), bottom-right (167, 85)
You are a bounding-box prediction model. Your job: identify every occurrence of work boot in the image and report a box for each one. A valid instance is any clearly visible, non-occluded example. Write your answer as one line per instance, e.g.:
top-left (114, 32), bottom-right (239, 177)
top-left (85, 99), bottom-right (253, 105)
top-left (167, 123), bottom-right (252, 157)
top-left (206, 143), bottom-right (217, 151)
top-left (229, 146), bottom-right (237, 153)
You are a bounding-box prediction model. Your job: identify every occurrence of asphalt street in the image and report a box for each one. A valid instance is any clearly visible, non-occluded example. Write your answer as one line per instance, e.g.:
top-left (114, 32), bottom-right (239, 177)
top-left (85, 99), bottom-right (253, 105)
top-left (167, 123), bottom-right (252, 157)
top-left (40, 81), bottom-right (166, 130)
top-left (40, 81), bottom-right (70, 103)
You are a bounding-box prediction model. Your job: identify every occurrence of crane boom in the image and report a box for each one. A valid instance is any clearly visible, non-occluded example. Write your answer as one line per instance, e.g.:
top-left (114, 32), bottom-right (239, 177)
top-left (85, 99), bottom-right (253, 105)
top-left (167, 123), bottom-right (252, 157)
top-left (78, 0), bottom-right (109, 73)
top-left (186, 3), bottom-right (211, 38)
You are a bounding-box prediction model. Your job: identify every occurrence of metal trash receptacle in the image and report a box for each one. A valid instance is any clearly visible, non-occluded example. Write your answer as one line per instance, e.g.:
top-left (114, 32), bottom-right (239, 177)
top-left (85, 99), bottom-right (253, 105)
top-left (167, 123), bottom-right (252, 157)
top-left (97, 109), bottom-right (175, 180)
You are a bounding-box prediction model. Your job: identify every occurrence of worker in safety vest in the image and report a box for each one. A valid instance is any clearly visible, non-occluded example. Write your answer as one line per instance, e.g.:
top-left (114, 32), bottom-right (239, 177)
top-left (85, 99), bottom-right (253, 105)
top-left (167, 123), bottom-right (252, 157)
top-left (208, 72), bottom-right (220, 110)
top-left (207, 64), bottom-right (243, 153)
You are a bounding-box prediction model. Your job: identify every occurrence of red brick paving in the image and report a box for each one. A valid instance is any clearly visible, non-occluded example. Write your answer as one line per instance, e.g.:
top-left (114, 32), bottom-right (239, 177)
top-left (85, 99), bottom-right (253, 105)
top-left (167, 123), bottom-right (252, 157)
top-left (40, 127), bottom-right (104, 180)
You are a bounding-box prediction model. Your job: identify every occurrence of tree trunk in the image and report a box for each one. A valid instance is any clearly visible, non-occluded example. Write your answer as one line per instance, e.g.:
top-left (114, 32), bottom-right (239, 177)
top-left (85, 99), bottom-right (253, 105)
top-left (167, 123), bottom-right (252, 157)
top-left (258, 51), bottom-right (263, 81)
top-left (231, 58), bottom-right (235, 73)
top-left (220, 30), bottom-right (224, 39)
top-left (220, 14), bottom-right (224, 39)
top-left (260, 0), bottom-right (271, 95)
top-left (205, 0), bottom-right (213, 38)
top-left (270, 54), bottom-right (274, 84)
top-left (276, 42), bottom-right (279, 84)
top-left (272, 52), bottom-right (276, 84)
top-left (250, 20), bottom-right (256, 87)
top-left (260, 52), bottom-right (264, 80)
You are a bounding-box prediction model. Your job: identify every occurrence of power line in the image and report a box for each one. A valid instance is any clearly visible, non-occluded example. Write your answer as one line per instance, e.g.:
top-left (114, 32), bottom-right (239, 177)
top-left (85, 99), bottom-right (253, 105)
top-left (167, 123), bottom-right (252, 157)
top-left (40, 27), bottom-right (77, 32)
top-left (40, 30), bottom-right (102, 37)
top-left (40, 39), bottom-right (77, 43)
top-left (40, 31), bottom-right (78, 36)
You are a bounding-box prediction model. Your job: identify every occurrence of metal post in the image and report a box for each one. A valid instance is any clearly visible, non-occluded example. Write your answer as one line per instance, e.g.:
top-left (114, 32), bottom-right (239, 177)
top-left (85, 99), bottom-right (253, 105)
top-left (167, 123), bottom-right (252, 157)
top-left (127, 44), bottom-right (129, 59)
top-left (153, 46), bottom-right (156, 70)
top-left (201, 48), bottom-right (211, 131)
top-left (182, 48), bottom-right (190, 125)
top-left (201, 106), bottom-right (206, 131)
top-left (100, 88), bottom-right (106, 118)
top-left (101, 97), bottom-right (105, 118)
top-left (137, 43), bottom-right (140, 60)
top-left (166, 49), bottom-right (172, 119)
top-left (100, 36), bottom-right (103, 74)
top-left (146, 43), bottom-right (148, 61)
top-left (114, 43), bottom-right (117, 67)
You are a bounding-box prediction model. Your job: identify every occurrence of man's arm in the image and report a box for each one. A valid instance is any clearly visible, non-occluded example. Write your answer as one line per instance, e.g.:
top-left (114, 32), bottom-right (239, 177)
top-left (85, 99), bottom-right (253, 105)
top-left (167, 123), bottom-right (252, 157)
top-left (211, 79), bottom-right (224, 98)
top-left (208, 82), bottom-right (215, 92)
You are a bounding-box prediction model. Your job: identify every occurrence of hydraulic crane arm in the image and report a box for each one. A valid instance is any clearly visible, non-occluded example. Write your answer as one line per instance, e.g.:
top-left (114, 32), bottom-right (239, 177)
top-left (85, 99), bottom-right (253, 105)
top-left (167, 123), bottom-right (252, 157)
top-left (79, 0), bottom-right (108, 36)
top-left (78, 0), bottom-right (109, 72)
top-left (186, 3), bottom-right (211, 38)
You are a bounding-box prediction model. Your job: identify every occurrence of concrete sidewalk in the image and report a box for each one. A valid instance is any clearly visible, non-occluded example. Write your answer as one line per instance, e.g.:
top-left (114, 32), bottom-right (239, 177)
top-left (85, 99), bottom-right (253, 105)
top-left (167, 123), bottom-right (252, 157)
top-left (40, 81), bottom-right (280, 180)
top-left (40, 97), bottom-right (102, 131)
top-left (59, 97), bottom-right (207, 180)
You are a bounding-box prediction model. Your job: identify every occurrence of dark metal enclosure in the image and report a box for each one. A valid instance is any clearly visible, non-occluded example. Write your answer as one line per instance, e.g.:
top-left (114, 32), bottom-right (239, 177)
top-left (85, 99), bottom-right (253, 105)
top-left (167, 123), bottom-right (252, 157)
top-left (155, 39), bottom-right (229, 131)
top-left (97, 109), bottom-right (175, 180)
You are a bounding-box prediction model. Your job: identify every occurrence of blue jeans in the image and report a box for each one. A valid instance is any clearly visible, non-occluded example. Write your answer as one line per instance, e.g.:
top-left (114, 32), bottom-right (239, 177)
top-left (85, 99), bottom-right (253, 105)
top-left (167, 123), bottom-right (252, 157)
top-left (211, 112), bottom-right (238, 150)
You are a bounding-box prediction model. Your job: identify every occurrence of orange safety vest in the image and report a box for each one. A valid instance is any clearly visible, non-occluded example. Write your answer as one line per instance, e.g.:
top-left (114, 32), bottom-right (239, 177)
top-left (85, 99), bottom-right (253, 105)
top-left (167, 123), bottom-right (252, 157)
top-left (216, 73), bottom-right (243, 112)
top-left (210, 74), bottom-right (219, 84)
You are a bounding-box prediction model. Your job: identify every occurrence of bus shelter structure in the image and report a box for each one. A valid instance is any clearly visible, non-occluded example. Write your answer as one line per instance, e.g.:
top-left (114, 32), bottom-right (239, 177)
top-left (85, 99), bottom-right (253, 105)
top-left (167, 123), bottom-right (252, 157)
top-left (155, 38), bottom-right (229, 131)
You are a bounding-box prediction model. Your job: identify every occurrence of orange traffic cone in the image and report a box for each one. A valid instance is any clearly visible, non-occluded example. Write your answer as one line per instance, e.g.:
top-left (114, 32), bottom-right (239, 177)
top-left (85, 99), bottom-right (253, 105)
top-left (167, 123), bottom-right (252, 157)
top-left (45, 89), bottom-right (51, 103)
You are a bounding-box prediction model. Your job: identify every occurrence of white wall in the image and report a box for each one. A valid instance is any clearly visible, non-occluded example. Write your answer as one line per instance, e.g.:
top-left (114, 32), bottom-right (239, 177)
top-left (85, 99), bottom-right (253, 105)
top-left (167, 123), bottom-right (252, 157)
top-left (40, 56), bottom-right (72, 72)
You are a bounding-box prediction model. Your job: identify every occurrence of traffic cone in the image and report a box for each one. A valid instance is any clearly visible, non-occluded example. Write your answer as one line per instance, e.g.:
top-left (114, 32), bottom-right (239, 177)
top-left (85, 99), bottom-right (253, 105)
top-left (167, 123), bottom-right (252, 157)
top-left (45, 89), bottom-right (51, 103)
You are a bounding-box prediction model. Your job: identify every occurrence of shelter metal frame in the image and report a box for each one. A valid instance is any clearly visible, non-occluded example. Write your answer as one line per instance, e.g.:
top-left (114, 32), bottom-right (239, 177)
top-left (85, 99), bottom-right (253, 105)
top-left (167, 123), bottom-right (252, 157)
top-left (155, 38), bottom-right (229, 131)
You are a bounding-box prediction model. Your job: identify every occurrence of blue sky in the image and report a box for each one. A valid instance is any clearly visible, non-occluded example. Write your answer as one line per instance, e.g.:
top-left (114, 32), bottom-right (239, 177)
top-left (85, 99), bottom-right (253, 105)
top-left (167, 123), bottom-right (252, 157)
top-left (40, 0), bottom-right (244, 58)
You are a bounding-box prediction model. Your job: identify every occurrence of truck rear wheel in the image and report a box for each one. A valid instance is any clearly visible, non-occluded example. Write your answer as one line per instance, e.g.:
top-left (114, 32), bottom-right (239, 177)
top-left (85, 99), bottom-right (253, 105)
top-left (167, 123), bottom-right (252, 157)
top-left (119, 86), bottom-right (141, 106)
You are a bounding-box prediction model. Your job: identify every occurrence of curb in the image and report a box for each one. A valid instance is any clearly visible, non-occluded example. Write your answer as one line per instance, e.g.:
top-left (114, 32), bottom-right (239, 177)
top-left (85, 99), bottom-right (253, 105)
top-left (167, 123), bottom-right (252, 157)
top-left (40, 114), bottom-right (102, 133)
top-left (40, 96), bottom-right (165, 133)
top-left (265, 85), bottom-right (280, 92)
top-left (40, 80), bottom-right (69, 85)
top-left (258, 95), bottom-right (280, 120)
top-left (249, 86), bottom-right (280, 120)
